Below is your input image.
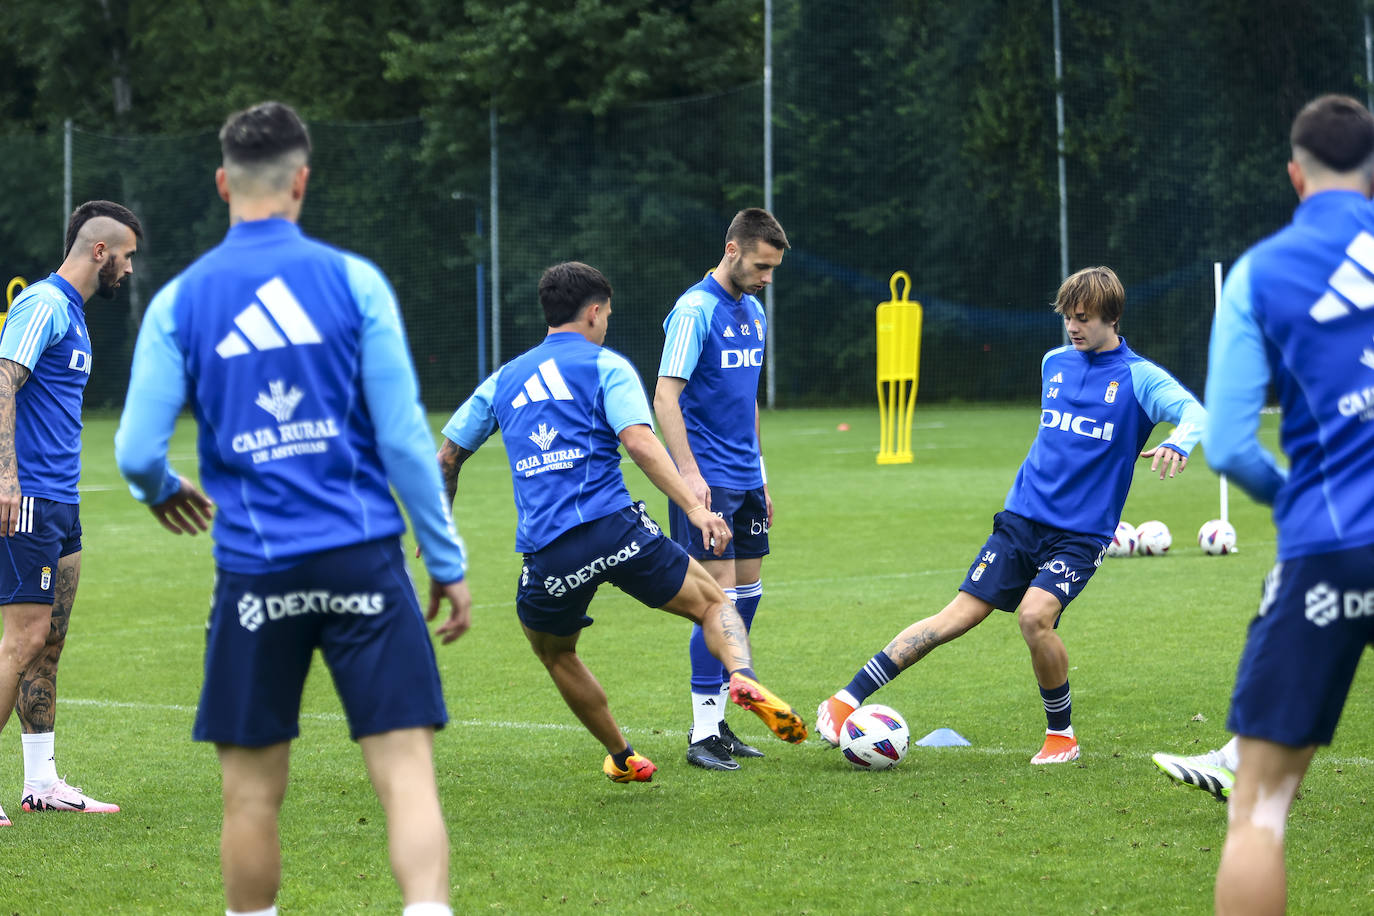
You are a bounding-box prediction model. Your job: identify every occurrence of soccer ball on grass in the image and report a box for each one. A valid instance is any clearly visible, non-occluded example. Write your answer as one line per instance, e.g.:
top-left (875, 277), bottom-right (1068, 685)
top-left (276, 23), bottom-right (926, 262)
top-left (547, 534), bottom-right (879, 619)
top-left (840, 704), bottom-right (910, 770)
top-left (1106, 521), bottom-right (1138, 558)
top-left (1197, 519), bottom-right (1237, 555)
top-left (1135, 520), bottom-right (1172, 556)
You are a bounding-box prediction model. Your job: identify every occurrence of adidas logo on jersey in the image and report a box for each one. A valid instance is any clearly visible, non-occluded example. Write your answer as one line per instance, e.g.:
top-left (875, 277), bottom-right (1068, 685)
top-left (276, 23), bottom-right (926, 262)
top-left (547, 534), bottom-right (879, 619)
top-left (511, 358), bottom-right (574, 408)
top-left (1310, 231), bottom-right (1374, 323)
top-left (722, 326), bottom-right (735, 338)
top-left (1048, 372), bottom-right (1063, 383)
top-left (216, 277), bottom-right (322, 358)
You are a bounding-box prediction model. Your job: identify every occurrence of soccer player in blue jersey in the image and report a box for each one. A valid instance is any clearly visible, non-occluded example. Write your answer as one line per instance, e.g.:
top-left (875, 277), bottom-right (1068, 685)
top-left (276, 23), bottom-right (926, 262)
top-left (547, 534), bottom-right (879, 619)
top-left (113, 102), bottom-right (470, 916)
top-left (0, 200), bottom-right (140, 828)
top-left (440, 260), bottom-right (807, 784)
top-left (654, 208), bottom-right (790, 771)
top-left (1207, 94), bottom-right (1374, 915)
top-left (817, 266), bottom-right (1206, 764)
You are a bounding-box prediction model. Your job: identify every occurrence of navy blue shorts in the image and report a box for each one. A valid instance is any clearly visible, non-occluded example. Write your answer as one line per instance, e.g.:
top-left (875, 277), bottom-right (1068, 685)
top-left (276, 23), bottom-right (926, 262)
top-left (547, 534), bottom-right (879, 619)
top-left (0, 497), bottom-right (81, 604)
top-left (1228, 544), bottom-right (1374, 748)
top-left (517, 502), bottom-right (690, 636)
top-left (959, 510), bottom-right (1107, 616)
top-left (194, 537), bottom-right (447, 747)
top-left (668, 485), bottom-right (770, 561)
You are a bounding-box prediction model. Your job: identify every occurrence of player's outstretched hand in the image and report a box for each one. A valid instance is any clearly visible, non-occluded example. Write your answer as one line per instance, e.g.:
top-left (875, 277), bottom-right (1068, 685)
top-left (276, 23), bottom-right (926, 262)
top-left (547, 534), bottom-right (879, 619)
top-left (428, 578), bottom-right (472, 644)
top-left (689, 505), bottom-right (732, 556)
top-left (150, 476), bottom-right (215, 535)
top-left (1140, 445), bottom-right (1188, 480)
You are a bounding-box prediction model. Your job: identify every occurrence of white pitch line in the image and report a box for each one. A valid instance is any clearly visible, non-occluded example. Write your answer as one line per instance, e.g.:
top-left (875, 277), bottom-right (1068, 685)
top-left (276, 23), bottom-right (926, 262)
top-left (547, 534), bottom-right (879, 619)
top-left (53, 698), bottom-right (1374, 766)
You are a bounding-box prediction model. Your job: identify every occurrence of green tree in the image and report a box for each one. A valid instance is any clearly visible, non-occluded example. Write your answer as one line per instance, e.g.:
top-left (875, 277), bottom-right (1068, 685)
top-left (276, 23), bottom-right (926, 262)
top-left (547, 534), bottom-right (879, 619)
top-left (0, 0), bottom-right (429, 132)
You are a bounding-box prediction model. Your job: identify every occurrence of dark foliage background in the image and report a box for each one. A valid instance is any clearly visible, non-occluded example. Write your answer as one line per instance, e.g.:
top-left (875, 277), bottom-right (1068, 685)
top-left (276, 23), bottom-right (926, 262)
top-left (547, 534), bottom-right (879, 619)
top-left (0, 0), bottom-right (1366, 407)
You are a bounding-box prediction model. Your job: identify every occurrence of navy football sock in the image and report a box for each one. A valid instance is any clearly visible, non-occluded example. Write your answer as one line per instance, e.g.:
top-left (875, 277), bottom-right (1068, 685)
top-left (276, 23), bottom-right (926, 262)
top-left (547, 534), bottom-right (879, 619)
top-left (1041, 680), bottom-right (1072, 732)
top-left (843, 652), bottom-right (900, 705)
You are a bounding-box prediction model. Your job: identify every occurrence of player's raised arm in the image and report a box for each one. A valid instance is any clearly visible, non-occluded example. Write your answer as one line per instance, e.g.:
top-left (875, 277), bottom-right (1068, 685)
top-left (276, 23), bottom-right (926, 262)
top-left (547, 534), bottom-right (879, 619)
top-left (619, 422), bottom-right (730, 555)
top-left (437, 370), bottom-right (501, 512)
top-left (436, 439), bottom-right (476, 511)
top-left (1132, 359), bottom-right (1208, 480)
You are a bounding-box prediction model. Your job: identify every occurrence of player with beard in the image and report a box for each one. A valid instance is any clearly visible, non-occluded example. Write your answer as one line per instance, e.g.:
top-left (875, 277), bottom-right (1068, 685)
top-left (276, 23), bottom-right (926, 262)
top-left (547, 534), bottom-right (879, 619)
top-left (655, 208), bottom-right (791, 771)
top-left (0, 200), bottom-right (141, 827)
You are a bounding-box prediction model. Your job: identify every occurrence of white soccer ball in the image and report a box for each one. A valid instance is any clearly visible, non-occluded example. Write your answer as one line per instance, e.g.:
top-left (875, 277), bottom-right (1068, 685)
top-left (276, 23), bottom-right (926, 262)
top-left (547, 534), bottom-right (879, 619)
top-left (1106, 520), bottom-right (1138, 558)
top-left (1197, 519), bottom-right (1238, 555)
top-left (839, 704), bottom-right (910, 770)
top-left (1135, 519), bottom-right (1172, 556)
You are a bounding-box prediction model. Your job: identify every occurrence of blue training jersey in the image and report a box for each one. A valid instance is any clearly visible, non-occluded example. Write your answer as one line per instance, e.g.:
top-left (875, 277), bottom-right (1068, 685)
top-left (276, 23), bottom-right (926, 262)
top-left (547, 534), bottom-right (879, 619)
top-left (658, 274), bottom-right (765, 489)
top-left (1005, 338), bottom-right (1205, 540)
top-left (443, 331), bottom-right (653, 553)
top-left (114, 218), bottom-right (466, 581)
top-left (1206, 189), bottom-right (1374, 560)
top-left (0, 273), bottom-right (92, 503)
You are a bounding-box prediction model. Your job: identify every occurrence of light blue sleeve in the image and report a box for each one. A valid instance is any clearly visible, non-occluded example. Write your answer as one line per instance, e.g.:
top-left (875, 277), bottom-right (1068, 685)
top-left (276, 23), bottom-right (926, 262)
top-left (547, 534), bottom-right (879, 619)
top-left (348, 255), bottom-right (467, 583)
top-left (1130, 358), bottom-right (1206, 457)
top-left (1040, 345), bottom-right (1071, 374)
top-left (114, 278), bottom-right (188, 505)
top-left (657, 293), bottom-right (711, 379)
top-left (0, 286), bottom-right (70, 370)
top-left (440, 370), bottom-right (500, 451)
top-left (598, 349), bottom-right (654, 433)
top-left (1201, 254), bottom-right (1286, 504)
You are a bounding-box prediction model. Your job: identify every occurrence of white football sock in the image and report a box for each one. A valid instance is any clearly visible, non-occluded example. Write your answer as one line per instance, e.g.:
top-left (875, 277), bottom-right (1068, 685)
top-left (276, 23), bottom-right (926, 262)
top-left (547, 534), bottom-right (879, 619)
top-left (402, 905), bottom-right (453, 916)
top-left (1220, 736), bottom-right (1242, 769)
top-left (227, 907), bottom-right (277, 916)
top-left (691, 692), bottom-right (723, 740)
top-left (22, 732), bottom-right (57, 789)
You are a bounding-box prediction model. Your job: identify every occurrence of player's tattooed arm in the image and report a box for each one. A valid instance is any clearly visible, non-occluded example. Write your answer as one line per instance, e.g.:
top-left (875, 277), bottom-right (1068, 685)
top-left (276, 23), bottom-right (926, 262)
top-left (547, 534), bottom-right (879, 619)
top-left (436, 439), bottom-right (474, 508)
top-left (0, 358), bottom-right (31, 536)
top-left (883, 627), bottom-right (942, 669)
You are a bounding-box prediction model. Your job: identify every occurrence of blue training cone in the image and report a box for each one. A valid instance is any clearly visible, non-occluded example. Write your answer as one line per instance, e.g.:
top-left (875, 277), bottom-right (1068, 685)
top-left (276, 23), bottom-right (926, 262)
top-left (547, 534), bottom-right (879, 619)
top-left (915, 727), bottom-right (971, 747)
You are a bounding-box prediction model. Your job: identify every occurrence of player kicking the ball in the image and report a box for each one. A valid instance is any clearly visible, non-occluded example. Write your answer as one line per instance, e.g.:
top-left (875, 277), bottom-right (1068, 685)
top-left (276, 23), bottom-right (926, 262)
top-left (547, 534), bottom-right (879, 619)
top-left (817, 266), bottom-right (1206, 764)
top-left (439, 261), bottom-right (806, 783)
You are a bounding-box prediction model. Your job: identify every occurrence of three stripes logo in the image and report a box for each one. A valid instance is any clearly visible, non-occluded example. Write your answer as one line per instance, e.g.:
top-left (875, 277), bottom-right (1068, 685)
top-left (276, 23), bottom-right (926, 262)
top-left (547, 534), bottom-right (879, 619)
top-left (510, 359), bottom-right (573, 409)
top-left (1310, 231), bottom-right (1374, 323)
top-left (216, 277), bottom-right (322, 358)
top-left (14, 497), bottom-right (35, 534)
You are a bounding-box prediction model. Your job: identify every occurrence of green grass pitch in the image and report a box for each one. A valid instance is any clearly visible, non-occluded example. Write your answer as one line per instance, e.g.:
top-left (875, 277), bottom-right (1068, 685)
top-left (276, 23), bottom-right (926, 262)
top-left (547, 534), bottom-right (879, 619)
top-left (3, 407), bottom-right (1371, 914)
